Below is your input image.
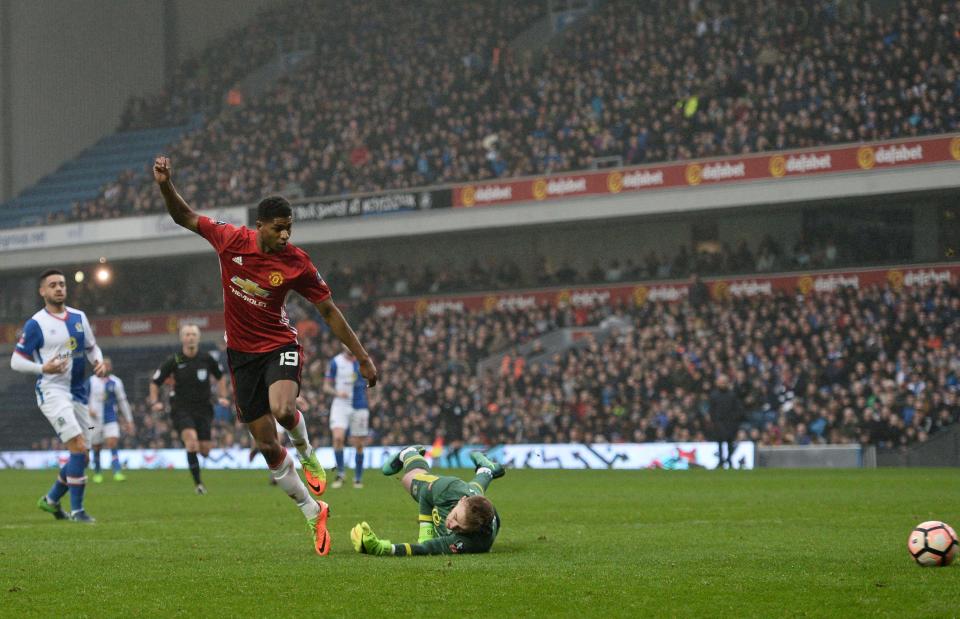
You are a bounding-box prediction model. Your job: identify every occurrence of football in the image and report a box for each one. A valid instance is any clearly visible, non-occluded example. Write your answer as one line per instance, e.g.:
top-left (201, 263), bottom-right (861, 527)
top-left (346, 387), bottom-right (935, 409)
top-left (908, 521), bottom-right (958, 567)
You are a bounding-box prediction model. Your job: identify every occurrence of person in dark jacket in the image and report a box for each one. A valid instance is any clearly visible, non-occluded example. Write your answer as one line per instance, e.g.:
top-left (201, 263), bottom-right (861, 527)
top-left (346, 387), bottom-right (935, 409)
top-left (688, 273), bottom-right (709, 310)
top-left (708, 374), bottom-right (744, 469)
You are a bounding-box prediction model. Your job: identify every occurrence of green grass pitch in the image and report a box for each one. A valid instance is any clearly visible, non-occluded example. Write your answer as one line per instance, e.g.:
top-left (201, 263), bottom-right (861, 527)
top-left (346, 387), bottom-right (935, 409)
top-left (0, 468), bottom-right (957, 617)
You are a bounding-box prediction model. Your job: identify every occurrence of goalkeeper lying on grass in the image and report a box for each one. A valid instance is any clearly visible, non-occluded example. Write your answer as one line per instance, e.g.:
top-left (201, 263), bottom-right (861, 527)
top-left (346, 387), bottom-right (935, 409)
top-left (351, 445), bottom-right (504, 556)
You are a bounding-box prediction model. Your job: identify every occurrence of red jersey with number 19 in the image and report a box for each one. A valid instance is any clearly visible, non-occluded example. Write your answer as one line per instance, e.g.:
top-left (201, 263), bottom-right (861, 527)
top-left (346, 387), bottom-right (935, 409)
top-left (197, 216), bottom-right (331, 353)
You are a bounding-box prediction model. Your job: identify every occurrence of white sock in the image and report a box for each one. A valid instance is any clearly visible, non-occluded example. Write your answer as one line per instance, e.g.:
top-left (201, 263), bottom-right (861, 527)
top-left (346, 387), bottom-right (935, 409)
top-left (271, 449), bottom-right (318, 519)
top-left (399, 445), bottom-right (420, 459)
top-left (281, 410), bottom-right (313, 460)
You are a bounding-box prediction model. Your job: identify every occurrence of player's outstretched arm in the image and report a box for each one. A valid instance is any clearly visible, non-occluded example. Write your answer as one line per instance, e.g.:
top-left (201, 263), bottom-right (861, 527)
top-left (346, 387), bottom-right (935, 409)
top-left (314, 298), bottom-right (378, 387)
top-left (153, 155), bottom-right (199, 233)
top-left (351, 522), bottom-right (457, 557)
top-left (351, 522), bottom-right (392, 555)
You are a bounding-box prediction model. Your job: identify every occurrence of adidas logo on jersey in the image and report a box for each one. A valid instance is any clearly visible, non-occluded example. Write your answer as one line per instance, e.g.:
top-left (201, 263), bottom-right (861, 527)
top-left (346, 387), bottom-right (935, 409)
top-left (232, 256), bottom-right (243, 265)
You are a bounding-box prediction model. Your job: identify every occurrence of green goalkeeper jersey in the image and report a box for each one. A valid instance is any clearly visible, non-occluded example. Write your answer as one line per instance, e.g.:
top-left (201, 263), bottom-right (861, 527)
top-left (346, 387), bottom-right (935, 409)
top-left (400, 474), bottom-right (500, 555)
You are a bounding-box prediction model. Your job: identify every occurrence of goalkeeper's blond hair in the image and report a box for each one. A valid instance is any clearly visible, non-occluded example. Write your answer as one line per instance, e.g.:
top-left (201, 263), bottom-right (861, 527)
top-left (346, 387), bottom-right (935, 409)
top-left (461, 495), bottom-right (495, 534)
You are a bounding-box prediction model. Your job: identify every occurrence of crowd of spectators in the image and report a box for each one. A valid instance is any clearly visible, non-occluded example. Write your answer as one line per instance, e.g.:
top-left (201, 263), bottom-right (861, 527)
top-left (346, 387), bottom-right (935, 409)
top-left (33, 278), bottom-right (955, 455)
top-left (351, 280), bottom-right (960, 450)
top-left (116, 3), bottom-right (315, 131)
top-left (69, 0), bottom-right (545, 221)
top-left (61, 0), bottom-right (960, 225)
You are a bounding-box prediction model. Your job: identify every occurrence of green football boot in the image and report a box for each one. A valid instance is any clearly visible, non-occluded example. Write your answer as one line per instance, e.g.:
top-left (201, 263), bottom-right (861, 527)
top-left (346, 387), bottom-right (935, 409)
top-left (36, 495), bottom-right (69, 520)
top-left (470, 451), bottom-right (505, 479)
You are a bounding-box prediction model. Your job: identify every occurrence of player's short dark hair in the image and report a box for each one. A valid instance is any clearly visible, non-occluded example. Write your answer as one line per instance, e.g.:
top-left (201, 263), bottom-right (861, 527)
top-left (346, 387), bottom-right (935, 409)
top-left (461, 495), bottom-right (496, 535)
top-left (38, 268), bottom-right (64, 284)
top-left (256, 196), bottom-right (292, 221)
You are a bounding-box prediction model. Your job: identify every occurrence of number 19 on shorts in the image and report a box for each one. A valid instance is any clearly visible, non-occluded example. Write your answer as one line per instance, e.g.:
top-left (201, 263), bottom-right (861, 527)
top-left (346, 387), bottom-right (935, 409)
top-left (280, 351), bottom-right (299, 366)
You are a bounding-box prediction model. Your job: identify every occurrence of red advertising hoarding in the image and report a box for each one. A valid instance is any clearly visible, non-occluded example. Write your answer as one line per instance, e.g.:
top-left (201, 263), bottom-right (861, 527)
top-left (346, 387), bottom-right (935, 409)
top-left (1, 311), bottom-right (225, 345)
top-left (375, 263), bottom-right (960, 317)
top-left (91, 311), bottom-right (226, 338)
top-left (452, 134), bottom-right (960, 208)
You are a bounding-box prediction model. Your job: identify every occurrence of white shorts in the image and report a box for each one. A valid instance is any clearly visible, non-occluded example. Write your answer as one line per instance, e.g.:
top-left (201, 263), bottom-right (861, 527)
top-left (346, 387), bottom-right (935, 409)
top-left (38, 390), bottom-right (92, 444)
top-left (89, 419), bottom-right (120, 444)
top-left (329, 399), bottom-right (369, 437)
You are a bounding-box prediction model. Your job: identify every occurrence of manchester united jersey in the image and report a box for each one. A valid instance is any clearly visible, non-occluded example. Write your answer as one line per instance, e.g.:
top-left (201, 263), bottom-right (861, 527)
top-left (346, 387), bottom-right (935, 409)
top-left (197, 216), bottom-right (331, 353)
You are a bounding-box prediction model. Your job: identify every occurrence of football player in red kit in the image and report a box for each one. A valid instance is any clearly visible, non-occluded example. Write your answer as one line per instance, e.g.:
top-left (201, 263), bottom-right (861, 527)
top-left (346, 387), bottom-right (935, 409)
top-left (153, 155), bottom-right (377, 556)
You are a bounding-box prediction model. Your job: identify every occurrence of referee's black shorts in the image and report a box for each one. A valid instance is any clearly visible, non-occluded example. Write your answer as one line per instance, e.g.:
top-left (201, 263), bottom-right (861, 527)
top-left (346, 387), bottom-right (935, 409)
top-left (171, 407), bottom-right (214, 441)
top-left (227, 343), bottom-right (302, 423)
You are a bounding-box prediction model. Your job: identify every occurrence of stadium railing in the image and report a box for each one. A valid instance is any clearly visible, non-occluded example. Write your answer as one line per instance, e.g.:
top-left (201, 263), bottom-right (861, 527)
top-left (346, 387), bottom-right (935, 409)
top-left (876, 425), bottom-right (960, 467)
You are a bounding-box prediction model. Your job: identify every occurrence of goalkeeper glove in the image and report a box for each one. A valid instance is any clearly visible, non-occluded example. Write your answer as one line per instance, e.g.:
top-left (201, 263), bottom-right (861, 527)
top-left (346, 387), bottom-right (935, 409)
top-left (351, 522), bottom-right (392, 556)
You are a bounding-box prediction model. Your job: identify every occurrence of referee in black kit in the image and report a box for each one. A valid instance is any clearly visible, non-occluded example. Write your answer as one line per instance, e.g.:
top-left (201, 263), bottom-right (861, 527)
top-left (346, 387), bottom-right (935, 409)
top-left (149, 323), bottom-right (230, 494)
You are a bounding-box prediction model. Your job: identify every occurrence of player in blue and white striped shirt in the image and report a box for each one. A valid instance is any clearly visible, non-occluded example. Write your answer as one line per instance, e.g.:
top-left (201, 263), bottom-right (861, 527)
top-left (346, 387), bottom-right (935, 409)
top-left (325, 347), bottom-right (371, 488)
top-left (87, 358), bottom-right (134, 483)
top-left (9, 269), bottom-right (106, 523)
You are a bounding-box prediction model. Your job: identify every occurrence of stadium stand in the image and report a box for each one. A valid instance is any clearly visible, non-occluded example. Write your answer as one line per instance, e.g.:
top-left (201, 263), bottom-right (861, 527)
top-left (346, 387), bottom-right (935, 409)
top-left (346, 280), bottom-right (960, 450)
top-left (0, 219), bottom-right (911, 322)
top-left (9, 277), bottom-right (958, 453)
top-left (1, 126), bottom-right (192, 228)
top-left (0, 0), bottom-right (546, 226)
top-left (1, 0), bottom-right (958, 455)
top-left (4, 0), bottom-right (956, 227)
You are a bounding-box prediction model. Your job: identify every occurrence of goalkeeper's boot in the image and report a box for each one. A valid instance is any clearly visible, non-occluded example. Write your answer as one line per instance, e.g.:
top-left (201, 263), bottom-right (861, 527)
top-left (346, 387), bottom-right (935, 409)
top-left (308, 500), bottom-right (331, 556)
top-left (299, 452), bottom-right (327, 497)
top-left (470, 451), bottom-right (505, 479)
top-left (381, 444), bottom-right (427, 476)
top-left (37, 495), bottom-right (68, 520)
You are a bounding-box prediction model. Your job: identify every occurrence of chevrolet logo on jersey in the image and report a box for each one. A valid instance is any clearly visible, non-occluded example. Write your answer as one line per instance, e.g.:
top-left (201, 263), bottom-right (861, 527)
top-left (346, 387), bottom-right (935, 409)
top-left (230, 276), bottom-right (271, 298)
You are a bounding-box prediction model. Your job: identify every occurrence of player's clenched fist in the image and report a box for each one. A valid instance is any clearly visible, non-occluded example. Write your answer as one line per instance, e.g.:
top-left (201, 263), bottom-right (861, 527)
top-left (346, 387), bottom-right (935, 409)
top-left (153, 155), bottom-right (171, 184)
top-left (359, 357), bottom-right (378, 388)
top-left (41, 358), bottom-right (69, 374)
